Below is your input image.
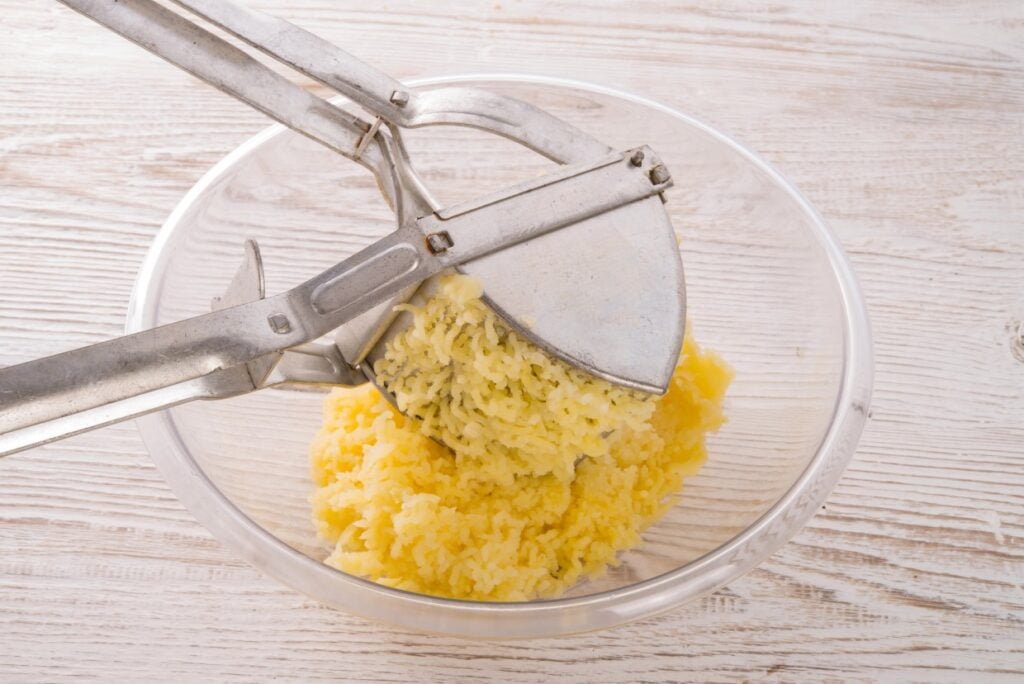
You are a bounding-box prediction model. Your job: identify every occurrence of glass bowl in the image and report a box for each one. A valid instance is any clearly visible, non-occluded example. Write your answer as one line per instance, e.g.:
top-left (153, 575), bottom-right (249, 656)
top-left (126, 75), bottom-right (872, 638)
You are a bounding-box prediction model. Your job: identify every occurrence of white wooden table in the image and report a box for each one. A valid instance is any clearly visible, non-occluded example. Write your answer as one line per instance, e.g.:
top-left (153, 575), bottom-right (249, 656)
top-left (2, 1), bottom-right (1022, 680)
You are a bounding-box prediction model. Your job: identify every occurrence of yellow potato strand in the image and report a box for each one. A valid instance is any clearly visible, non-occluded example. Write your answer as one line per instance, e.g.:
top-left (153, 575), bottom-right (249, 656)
top-left (310, 274), bottom-right (732, 600)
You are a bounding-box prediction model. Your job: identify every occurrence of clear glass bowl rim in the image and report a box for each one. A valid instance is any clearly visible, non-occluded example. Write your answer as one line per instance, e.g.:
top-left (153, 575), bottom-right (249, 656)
top-left (126, 73), bottom-right (874, 638)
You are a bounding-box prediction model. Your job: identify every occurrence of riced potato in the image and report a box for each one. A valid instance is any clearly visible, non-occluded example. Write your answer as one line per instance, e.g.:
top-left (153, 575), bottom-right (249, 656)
top-left (310, 274), bottom-right (731, 600)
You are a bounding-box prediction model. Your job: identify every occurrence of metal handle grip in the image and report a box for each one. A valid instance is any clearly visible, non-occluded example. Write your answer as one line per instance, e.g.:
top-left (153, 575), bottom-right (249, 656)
top-left (0, 369), bottom-right (253, 458)
top-left (170, 0), bottom-right (411, 124)
top-left (57, 0), bottom-right (383, 167)
top-left (0, 219), bottom-right (446, 458)
top-left (0, 147), bottom-right (669, 457)
top-left (0, 296), bottom-right (304, 457)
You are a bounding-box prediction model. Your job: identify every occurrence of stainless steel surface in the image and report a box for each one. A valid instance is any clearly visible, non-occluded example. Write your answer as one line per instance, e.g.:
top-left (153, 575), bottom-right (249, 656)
top-left (4, 0), bottom-right (687, 457)
top-left (214, 240), bottom-right (364, 389)
top-left (0, 147), bottom-right (675, 457)
top-left (210, 238), bottom-right (266, 310)
top-left (57, 0), bottom-right (685, 391)
top-left (264, 342), bottom-right (363, 389)
top-left (57, 0), bottom-right (391, 191)
top-left (146, 0), bottom-right (633, 378)
top-left (454, 193), bottom-right (685, 392)
top-left (168, 0), bottom-right (612, 163)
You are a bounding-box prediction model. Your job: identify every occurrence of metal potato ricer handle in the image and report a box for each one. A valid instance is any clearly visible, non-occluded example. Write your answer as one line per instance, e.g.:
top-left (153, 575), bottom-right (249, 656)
top-left (0, 0), bottom-right (686, 457)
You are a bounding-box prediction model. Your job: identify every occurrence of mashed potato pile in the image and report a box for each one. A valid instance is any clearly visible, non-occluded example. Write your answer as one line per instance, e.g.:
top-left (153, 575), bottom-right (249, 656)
top-left (310, 274), bottom-right (731, 601)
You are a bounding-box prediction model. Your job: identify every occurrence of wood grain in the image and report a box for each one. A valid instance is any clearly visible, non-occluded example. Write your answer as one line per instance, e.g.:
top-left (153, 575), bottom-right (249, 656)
top-left (1, 0), bottom-right (1022, 681)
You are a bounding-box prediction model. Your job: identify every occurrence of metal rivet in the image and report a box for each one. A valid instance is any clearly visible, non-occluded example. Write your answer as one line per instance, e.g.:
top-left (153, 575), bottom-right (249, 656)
top-left (649, 164), bottom-right (671, 185)
top-left (426, 231), bottom-right (454, 254)
top-left (389, 90), bottom-right (409, 107)
top-left (268, 313), bottom-right (292, 334)
top-left (629, 150), bottom-right (645, 167)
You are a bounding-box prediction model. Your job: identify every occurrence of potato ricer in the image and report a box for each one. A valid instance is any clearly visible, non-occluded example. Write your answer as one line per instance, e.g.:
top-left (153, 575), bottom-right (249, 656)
top-left (0, 0), bottom-right (685, 457)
